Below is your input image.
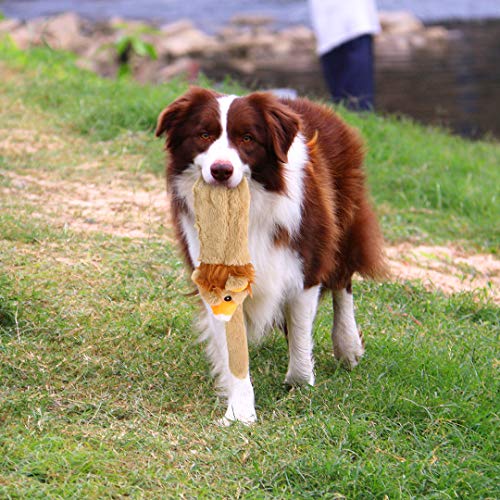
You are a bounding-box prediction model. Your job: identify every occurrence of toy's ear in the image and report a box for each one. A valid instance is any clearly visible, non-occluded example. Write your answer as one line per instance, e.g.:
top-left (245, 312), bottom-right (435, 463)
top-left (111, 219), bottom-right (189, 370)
top-left (191, 268), bottom-right (202, 286)
top-left (225, 275), bottom-right (249, 293)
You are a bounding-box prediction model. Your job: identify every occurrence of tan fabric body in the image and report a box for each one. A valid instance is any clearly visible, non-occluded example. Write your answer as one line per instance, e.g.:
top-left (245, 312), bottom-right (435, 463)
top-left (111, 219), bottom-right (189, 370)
top-left (192, 177), bottom-right (252, 379)
top-left (193, 177), bottom-right (251, 266)
top-left (225, 305), bottom-right (249, 379)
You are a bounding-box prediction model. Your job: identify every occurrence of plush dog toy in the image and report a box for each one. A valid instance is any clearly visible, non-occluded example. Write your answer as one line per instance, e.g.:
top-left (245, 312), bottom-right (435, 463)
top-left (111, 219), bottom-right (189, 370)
top-left (191, 176), bottom-right (254, 379)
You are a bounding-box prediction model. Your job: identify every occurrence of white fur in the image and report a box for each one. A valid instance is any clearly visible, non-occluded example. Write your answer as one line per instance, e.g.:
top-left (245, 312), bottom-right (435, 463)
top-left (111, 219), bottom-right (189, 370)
top-left (332, 289), bottom-right (364, 369)
top-left (284, 285), bottom-right (321, 386)
top-left (244, 132), bottom-right (309, 341)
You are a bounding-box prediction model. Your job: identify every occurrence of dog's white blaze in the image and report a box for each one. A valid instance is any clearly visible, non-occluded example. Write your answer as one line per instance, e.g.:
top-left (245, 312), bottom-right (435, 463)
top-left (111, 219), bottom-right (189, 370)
top-left (193, 95), bottom-right (250, 189)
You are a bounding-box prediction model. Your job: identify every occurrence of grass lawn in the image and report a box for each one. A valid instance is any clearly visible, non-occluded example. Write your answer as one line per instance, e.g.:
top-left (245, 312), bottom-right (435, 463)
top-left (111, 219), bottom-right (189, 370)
top-left (0, 40), bottom-right (499, 498)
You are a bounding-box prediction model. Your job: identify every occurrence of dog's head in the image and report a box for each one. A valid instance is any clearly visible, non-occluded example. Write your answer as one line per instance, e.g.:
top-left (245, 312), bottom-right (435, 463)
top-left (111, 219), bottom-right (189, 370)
top-left (191, 263), bottom-right (254, 321)
top-left (155, 87), bottom-right (300, 192)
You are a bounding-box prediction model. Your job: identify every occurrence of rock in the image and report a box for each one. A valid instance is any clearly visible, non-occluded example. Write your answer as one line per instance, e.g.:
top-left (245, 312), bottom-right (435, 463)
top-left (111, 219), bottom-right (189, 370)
top-left (425, 26), bottom-right (450, 42)
top-left (375, 34), bottom-right (412, 59)
top-left (157, 58), bottom-right (200, 82)
top-left (273, 25), bottom-right (316, 56)
top-left (9, 25), bottom-right (39, 50)
top-left (409, 33), bottom-right (427, 50)
top-left (224, 31), bottom-right (254, 56)
top-left (79, 35), bottom-right (119, 78)
top-left (43, 12), bottom-right (89, 52)
top-left (230, 14), bottom-right (274, 28)
top-left (160, 19), bottom-right (196, 37)
top-left (131, 58), bottom-right (162, 83)
top-left (0, 19), bottom-right (22, 33)
top-left (279, 25), bottom-right (315, 45)
top-left (379, 11), bottom-right (424, 34)
top-left (9, 13), bottom-right (90, 52)
top-left (156, 27), bottom-right (218, 58)
top-left (226, 58), bottom-right (257, 75)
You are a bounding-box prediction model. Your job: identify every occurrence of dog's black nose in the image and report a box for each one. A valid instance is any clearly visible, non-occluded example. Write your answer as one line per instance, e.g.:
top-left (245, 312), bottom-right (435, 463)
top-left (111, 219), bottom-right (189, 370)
top-left (210, 162), bottom-right (233, 182)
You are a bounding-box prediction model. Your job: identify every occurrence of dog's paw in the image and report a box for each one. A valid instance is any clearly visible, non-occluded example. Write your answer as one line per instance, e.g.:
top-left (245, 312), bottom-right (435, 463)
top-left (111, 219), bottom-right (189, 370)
top-left (333, 337), bottom-right (364, 370)
top-left (284, 370), bottom-right (315, 387)
top-left (219, 406), bottom-right (257, 427)
top-left (332, 326), bottom-right (365, 370)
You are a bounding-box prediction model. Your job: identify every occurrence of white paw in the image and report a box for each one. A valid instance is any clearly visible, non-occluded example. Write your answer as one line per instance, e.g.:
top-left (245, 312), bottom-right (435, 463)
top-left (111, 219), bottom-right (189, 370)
top-left (284, 369), bottom-right (315, 387)
top-left (333, 330), bottom-right (364, 370)
top-left (220, 405), bottom-right (257, 426)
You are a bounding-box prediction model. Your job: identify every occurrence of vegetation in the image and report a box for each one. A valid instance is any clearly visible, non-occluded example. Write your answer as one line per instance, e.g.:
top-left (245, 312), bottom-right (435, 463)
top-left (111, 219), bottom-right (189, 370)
top-left (0, 40), bottom-right (498, 498)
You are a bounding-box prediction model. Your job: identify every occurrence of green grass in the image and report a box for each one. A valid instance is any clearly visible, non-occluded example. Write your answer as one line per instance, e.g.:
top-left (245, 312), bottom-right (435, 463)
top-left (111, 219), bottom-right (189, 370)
top-left (0, 40), bottom-right (499, 498)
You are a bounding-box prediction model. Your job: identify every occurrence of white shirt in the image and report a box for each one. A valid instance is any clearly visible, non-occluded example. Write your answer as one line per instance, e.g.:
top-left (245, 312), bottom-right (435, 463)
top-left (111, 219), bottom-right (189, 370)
top-left (308, 0), bottom-right (381, 55)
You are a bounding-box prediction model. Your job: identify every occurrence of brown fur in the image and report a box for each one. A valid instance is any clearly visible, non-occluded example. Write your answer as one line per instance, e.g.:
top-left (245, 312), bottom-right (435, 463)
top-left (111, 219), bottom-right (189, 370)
top-left (282, 97), bottom-right (388, 289)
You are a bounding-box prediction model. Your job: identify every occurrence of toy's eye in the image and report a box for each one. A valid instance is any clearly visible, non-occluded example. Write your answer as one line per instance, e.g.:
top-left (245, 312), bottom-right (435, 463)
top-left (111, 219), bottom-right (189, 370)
top-left (200, 132), bottom-right (210, 140)
top-left (224, 296), bottom-right (232, 302)
top-left (242, 134), bottom-right (253, 143)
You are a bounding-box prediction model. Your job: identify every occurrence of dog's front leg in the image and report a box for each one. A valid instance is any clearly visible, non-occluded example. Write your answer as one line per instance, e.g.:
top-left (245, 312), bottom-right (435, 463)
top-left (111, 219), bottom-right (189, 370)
top-left (199, 308), bottom-right (257, 425)
top-left (284, 285), bottom-right (321, 386)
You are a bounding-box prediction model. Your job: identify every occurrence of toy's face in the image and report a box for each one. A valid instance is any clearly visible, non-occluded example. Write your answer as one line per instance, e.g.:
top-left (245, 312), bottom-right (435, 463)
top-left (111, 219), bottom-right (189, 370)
top-left (192, 272), bottom-right (250, 322)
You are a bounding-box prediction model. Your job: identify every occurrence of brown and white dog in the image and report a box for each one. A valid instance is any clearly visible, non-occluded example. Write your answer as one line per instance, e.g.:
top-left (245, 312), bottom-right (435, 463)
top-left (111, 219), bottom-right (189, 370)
top-left (156, 87), bottom-right (387, 424)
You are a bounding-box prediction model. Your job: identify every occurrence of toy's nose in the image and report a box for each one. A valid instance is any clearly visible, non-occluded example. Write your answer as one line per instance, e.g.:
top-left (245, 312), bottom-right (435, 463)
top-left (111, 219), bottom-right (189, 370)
top-left (210, 161), bottom-right (233, 183)
top-left (211, 300), bottom-right (238, 318)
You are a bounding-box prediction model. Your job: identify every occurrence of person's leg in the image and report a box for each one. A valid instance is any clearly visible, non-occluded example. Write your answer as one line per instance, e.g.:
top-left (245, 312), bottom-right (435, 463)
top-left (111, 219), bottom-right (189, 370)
top-left (320, 34), bottom-right (375, 111)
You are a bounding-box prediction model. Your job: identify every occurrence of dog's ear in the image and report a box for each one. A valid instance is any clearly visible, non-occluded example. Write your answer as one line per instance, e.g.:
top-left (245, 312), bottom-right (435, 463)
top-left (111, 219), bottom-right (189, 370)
top-left (248, 93), bottom-right (301, 164)
top-left (265, 101), bottom-right (301, 165)
top-left (155, 106), bottom-right (178, 138)
top-left (155, 86), bottom-right (218, 138)
top-left (155, 95), bottom-right (188, 138)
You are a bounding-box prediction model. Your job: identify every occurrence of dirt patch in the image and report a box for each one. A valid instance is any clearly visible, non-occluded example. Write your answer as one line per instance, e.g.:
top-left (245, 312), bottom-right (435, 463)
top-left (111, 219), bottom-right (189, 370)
top-left (1, 169), bottom-right (171, 240)
top-left (386, 243), bottom-right (499, 303)
top-left (1, 169), bottom-right (498, 302)
top-left (0, 128), bottom-right (65, 155)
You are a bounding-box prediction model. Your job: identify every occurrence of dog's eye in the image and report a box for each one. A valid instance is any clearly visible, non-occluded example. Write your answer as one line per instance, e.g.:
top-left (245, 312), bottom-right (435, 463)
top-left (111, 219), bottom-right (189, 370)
top-left (242, 134), bottom-right (253, 143)
top-left (224, 296), bottom-right (232, 302)
top-left (200, 132), bottom-right (210, 140)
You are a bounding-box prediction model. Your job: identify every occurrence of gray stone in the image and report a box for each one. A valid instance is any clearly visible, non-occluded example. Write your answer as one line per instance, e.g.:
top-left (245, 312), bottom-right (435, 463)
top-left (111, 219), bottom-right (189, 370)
top-left (0, 19), bottom-right (22, 33)
top-left (156, 27), bottom-right (218, 58)
top-left (157, 58), bottom-right (201, 82)
top-left (160, 19), bottom-right (196, 37)
top-left (230, 14), bottom-right (274, 27)
top-left (379, 11), bottom-right (424, 34)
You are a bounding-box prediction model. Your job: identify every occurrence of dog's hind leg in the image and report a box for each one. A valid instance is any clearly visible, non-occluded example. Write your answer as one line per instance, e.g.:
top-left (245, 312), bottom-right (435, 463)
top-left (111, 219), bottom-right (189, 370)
top-left (331, 286), bottom-right (364, 370)
top-left (284, 285), bottom-right (321, 386)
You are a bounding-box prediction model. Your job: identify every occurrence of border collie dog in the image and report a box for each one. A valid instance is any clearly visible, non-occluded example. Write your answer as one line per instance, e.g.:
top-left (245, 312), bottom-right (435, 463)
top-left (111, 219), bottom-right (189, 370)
top-left (156, 87), bottom-right (387, 424)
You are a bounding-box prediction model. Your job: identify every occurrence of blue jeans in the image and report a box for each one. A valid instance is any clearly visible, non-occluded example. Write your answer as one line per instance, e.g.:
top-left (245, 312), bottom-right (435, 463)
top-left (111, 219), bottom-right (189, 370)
top-left (320, 34), bottom-right (375, 111)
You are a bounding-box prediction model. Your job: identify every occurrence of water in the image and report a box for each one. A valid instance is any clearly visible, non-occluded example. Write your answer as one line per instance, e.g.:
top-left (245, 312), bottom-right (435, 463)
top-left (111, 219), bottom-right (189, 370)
top-left (3, 1), bottom-right (500, 140)
top-left (4, 0), bottom-right (500, 28)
